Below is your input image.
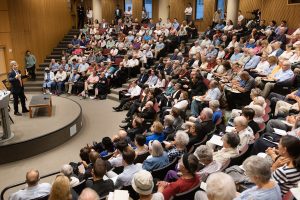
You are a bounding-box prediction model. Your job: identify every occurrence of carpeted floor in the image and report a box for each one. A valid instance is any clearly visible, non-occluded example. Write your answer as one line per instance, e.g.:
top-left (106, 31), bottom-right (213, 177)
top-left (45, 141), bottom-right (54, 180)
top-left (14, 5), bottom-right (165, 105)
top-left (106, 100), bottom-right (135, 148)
top-left (0, 95), bottom-right (125, 197)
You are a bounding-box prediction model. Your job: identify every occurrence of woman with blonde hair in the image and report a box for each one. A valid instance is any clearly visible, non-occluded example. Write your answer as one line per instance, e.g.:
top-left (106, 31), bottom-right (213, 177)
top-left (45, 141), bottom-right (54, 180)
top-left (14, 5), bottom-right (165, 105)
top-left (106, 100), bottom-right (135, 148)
top-left (49, 175), bottom-right (75, 200)
top-left (145, 121), bottom-right (165, 145)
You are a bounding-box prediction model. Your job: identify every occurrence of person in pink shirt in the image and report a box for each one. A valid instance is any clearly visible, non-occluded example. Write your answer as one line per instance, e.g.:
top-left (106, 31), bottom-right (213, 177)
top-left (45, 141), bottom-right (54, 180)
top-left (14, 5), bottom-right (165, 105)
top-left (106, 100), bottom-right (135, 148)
top-left (81, 70), bottom-right (99, 98)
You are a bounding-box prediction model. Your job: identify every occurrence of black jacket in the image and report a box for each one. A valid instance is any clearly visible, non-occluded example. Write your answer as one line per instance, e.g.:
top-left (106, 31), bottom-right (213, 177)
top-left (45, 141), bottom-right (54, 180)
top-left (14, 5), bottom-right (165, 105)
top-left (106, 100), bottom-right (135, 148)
top-left (8, 70), bottom-right (27, 94)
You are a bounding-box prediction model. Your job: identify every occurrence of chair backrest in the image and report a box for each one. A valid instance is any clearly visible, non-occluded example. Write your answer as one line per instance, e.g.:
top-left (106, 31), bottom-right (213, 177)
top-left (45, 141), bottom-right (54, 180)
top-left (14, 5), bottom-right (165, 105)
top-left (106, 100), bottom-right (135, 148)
top-left (220, 159), bottom-right (231, 171)
top-left (30, 195), bottom-right (50, 200)
top-left (1, 79), bottom-right (10, 90)
top-left (134, 152), bottom-right (150, 164)
top-left (152, 157), bottom-right (179, 180)
top-left (228, 145), bottom-right (249, 167)
top-left (171, 182), bottom-right (201, 200)
top-left (112, 166), bottom-right (124, 175)
top-left (73, 180), bottom-right (86, 195)
top-left (121, 185), bottom-right (139, 200)
top-left (193, 135), bottom-right (208, 147)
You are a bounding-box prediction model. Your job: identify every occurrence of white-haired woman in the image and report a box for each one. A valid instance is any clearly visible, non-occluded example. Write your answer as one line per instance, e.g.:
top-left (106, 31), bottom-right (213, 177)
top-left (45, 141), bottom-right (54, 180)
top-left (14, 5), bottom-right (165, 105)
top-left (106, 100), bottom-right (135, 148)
top-left (61, 164), bottom-right (80, 187)
top-left (234, 156), bottom-right (281, 200)
top-left (195, 172), bottom-right (237, 200)
top-left (142, 140), bottom-right (169, 171)
top-left (164, 131), bottom-right (189, 162)
top-left (233, 116), bottom-right (255, 150)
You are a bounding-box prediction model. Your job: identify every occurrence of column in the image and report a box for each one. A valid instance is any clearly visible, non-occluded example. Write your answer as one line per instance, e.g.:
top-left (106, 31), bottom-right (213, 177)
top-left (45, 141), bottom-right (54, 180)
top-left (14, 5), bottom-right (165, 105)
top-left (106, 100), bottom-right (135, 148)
top-left (226, 0), bottom-right (239, 25)
top-left (92, 0), bottom-right (102, 22)
top-left (158, 0), bottom-right (169, 22)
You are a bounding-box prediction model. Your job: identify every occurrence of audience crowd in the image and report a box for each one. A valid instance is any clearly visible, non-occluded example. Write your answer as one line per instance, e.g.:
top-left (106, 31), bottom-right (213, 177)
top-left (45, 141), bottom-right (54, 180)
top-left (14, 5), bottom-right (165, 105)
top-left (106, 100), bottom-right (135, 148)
top-left (9, 7), bottom-right (300, 200)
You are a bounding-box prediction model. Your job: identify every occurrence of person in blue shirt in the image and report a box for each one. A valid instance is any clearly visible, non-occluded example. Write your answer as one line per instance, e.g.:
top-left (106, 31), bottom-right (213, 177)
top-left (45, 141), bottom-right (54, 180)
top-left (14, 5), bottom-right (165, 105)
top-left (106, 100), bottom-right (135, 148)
top-left (262, 60), bottom-right (294, 98)
top-left (209, 100), bottom-right (223, 124)
top-left (143, 140), bottom-right (169, 171)
top-left (230, 47), bottom-right (243, 62)
top-left (214, 20), bottom-right (225, 31)
top-left (244, 49), bottom-right (261, 70)
top-left (172, 18), bottom-right (180, 30)
top-left (145, 121), bottom-right (165, 145)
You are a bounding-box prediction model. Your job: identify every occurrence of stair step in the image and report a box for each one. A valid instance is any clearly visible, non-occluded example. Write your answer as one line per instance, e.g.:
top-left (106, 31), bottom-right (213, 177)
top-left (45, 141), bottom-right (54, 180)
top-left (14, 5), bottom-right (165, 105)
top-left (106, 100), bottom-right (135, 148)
top-left (53, 47), bottom-right (67, 51)
top-left (24, 81), bottom-right (43, 87)
top-left (110, 87), bottom-right (126, 95)
top-left (46, 55), bottom-right (61, 59)
top-left (39, 63), bottom-right (49, 67)
top-left (57, 44), bottom-right (67, 48)
top-left (107, 93), bottom-right (119, 102)
top-left (44, 58), bottom-right (52, 63)
top-left (24, 86), bottom-right (43, 92)
top-left (60, 41), bottom-right (71, 44)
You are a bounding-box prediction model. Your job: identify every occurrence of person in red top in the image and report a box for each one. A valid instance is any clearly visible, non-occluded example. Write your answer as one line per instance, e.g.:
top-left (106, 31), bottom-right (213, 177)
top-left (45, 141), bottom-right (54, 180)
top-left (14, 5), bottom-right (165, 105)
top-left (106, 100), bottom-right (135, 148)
top-left (156, 153), bottom-right (200, 200)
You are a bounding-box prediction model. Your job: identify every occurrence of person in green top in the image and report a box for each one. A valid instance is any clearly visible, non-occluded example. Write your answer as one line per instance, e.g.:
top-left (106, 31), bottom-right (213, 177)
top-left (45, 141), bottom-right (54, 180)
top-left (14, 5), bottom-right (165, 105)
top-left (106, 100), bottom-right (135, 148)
top-left (25, 50), bottom-right (36, 80)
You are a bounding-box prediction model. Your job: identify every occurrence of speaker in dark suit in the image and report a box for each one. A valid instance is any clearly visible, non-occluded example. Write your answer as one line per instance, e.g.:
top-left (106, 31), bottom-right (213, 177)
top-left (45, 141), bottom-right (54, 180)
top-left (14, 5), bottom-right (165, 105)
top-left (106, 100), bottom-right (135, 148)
top-left (8, 61), bottom-right (29, 116)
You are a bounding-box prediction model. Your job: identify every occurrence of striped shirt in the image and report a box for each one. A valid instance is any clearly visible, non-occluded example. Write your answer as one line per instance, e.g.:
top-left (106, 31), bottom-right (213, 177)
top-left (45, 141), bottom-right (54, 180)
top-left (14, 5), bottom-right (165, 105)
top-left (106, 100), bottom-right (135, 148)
top-left (272, 165), bottom-right (300, 195)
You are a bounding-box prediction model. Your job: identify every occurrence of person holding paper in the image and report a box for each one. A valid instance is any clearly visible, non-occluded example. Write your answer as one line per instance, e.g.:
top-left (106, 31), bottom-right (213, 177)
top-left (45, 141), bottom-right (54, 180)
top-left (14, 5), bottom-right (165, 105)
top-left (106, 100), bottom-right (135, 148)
top-left (213, 132), bottom-right (240, 165)
top-left (233, 116), bottom-right (255, 150)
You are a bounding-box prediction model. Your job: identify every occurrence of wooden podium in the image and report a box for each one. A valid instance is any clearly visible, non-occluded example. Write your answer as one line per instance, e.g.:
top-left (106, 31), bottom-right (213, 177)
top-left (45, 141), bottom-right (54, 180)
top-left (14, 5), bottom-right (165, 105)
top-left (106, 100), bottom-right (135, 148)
top-left (0, 90), bottom-right (13, 141)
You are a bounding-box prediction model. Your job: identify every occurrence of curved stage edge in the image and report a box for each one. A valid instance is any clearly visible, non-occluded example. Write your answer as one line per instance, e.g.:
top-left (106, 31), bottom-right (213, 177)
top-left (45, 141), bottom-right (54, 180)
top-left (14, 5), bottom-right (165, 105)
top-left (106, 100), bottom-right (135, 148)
top-left (0, 96), bottom-right (82, 164)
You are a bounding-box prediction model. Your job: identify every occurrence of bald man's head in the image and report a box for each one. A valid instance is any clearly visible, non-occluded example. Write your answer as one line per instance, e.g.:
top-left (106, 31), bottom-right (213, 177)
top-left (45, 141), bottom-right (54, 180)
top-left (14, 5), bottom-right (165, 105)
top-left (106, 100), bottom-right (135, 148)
top-left (26, 169), bottom-right (40, 186)
top-left (79, 188), bottom-right (100, 200)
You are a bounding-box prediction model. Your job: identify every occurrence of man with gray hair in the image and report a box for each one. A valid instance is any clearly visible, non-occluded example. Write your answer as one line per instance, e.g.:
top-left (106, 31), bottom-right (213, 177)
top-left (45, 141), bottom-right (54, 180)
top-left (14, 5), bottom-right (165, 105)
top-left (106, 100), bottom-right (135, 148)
top-left (261, 60), bottom-right (294, 98)
top-left (194, 108), bottom-right (216, 141)
top-left (61, 164), bottom-right (80, 187)
top-left (79, 188), bottom-right (100, 200)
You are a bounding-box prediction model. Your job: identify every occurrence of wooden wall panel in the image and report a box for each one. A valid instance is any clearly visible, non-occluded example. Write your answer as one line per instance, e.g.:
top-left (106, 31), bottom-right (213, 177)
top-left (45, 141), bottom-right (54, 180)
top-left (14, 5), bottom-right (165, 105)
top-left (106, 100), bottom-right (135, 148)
top-left (169, 0), bottom-right (186, 22)
top-left (5, 0), bottom-right (73, 72)
top-left (101, 0), bottom-right (123, 24)
top-left (261, 0), bottom-right (300, 29)
top-left (152, 0), bottom-right (159, 21)
top-left (132, 0), bottom-right (143, 20)
top-left (239, 0), bottom-right (300, 29)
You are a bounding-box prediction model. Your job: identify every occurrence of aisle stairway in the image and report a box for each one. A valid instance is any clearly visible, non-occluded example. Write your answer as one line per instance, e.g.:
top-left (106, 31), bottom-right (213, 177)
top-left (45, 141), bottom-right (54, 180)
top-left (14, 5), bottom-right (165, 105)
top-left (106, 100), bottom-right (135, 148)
top-left (24, 29), bottom-right (80, 92)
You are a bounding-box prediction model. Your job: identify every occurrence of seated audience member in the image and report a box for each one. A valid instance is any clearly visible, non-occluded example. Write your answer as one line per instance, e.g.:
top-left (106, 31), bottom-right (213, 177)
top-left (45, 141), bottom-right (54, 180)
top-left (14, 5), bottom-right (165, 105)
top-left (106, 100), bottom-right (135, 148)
top-left (186, 122), bottom-right (204, 150)
top-left (234, 156), bottom-right (281, 200)
top-left (194, 172), bottom-right (236, 200)
top-left (78, 188), bottom-right (100, 200)
top-left (134, 134), bottom-right (148, 156)
top-left (114, 146), bottom-right (142, 188)
top-left (143, 140), bottom-right (169, 171)
top-left (272, 89), bottom-right (300, 117)
top-left (49, 58), bottom-right (59, 73)
top-left (108, 140), bottom-right (129, 168)
top-left (157, 153), bottom-right (200, 200)
top-left (261, 60), bottom-right (294, 98)
top-left (191, 80), bottom-right (221, 117)
top-left (49, 175), bottom-right (78, 200)
top-left (126, 117), bottom-right (145, 141)
top-left (209, 100), bottom-right (223, 125)
top-left (78, 150), bottom-right (100, 180)
top-left (145, 121), bottom-right (165, 145)
top-left (233, 116), bottom-right (255, 150)
top-left (225, 71), bottom-right (255, 109)
top-left (113, 81), bottom-right (141, 112)
top-left (163, 115), bottom-right (175, 137)
top-left (213, 132), bottom-right (240, 165)
top-left (164, 130), bottom-right (189, 162)
top-left (60, 164), bottom-right (80, 187)
top-left (66, 69), bottom-right (80, 95)
top-left (193, 108), bottom-right (216, 141)
top-left (131, 170), bottom-right (164, 200)
top-left (270, 135), bottom-right (300, 195)
top-left (9, 170), bottom-right (51, 200)
top-left (43, 67), bottom-right (54, 94)
top-left (52, 66), bottom-right (67, 95)
top-left (90, 72), bottom-right (109, 100)
top-left (86, 158), bottom-right (114, 197)
top-left (80, 70), bottom-right (99, 98)
top-left (194, 145), bottom-right (222, 180)
top-left (241, 107), bottom-right (260, 135)
top-left (97, 137), bottom-right (115, 157)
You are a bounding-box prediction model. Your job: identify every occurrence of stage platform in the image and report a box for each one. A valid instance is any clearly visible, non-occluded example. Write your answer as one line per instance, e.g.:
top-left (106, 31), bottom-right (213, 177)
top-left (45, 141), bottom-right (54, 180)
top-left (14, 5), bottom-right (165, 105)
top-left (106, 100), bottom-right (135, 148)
top-left (0, 94), bottom-right (82, 164)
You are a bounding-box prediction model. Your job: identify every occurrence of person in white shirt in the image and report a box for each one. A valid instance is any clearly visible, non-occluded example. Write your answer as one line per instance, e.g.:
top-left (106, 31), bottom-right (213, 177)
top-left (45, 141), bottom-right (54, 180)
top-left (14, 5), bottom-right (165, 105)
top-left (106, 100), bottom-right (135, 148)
top-left (189, 41), bottom-right (201, 56)
top-left (53, 67), bottom-right (67, 95)
top-left (127, 55), bottom-right (139, 78)
top-left (184, 3), bottom-right (193, 23)
top-left (238, 10), bottom-right (244, 23)
top-left (279, 44), bottom-right (294, 60)
top-left (110, 46), bottom-right (119, 57)
top-left (113, 81), bottom-right (142, 111)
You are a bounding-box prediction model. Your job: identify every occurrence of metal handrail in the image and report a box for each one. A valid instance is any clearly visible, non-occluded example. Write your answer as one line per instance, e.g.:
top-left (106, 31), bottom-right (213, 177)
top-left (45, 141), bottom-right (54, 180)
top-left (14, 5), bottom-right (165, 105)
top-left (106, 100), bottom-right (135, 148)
top-left (1, 171), bottom-right (60, 200)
